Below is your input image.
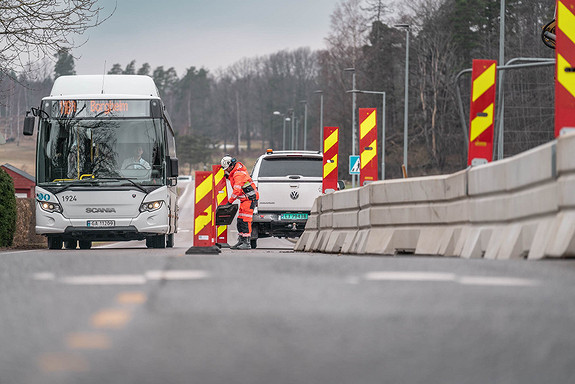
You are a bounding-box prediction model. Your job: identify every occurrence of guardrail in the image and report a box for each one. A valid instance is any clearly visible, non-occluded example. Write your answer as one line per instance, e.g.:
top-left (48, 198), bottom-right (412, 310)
top-left (296, 132), bottom-right (575, 260)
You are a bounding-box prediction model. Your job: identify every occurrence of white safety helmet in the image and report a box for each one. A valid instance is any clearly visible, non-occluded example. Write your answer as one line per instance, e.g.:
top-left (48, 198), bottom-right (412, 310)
top-left (220, 155), bottom-right (236, 170)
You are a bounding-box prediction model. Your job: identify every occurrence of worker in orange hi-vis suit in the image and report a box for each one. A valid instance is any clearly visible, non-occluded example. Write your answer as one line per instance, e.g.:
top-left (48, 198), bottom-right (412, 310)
top-left (220, 155), bottom-right (259, 250)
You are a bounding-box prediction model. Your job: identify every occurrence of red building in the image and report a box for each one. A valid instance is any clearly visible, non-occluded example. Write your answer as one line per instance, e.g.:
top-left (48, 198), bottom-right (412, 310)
top-left (1, 163), bottom-right (35, 198)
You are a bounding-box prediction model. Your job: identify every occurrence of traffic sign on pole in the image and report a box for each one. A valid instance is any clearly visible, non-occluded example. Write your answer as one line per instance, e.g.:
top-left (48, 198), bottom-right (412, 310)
top-left (349, 155), bottom-right (360, 175)
top-left (555, 0), bottom-right (575, 137)
top-left (359, 108), bottom-right (378, 186)
top-left (322, 126), bottom-right (339, 193)
top-left (468, 59), bottom-right (497, 166)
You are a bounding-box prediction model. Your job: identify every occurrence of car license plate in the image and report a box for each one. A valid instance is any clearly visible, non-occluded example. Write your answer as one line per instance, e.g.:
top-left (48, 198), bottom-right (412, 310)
top-left (280, 213), bottom-right (308, 220)
top-left (87, 220), bottom-right (115, 227)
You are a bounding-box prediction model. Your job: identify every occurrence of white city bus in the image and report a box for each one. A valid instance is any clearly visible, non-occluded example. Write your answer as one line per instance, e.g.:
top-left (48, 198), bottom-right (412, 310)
top-left (23, 75), bottom-right (179, 249)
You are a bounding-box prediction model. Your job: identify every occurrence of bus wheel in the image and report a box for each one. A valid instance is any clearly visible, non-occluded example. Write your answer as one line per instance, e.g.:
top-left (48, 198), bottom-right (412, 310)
top-left (79, 240), bottom-right (92, 250)
top-left (64, 240), bottom-right (77, 249)
top-left (47, 236), bottom-right (63, 250)
top-left (166, 233), bottom-right (174, 248)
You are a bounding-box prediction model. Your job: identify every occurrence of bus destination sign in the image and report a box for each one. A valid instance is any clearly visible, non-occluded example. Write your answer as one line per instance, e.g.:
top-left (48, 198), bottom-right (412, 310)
top-left (50, 99), bottom-right (151, 118)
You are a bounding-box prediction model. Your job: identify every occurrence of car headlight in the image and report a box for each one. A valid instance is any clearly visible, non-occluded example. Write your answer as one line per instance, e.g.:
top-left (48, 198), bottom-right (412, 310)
top-left (39, 201), bottom-right (63, 213)
top-left (139, 200), bottom-right (163, 212)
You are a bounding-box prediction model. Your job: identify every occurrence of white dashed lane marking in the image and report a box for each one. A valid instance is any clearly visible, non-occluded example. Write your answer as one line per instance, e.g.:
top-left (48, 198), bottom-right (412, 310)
top-left (361, 271), bottom-right (539, 287)
top-left (33, 270), bottom-right (210, 285)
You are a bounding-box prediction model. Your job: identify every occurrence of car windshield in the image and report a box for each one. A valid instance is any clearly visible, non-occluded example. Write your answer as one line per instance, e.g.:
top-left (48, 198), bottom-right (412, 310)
top-left (259, 157), bottom-right (322, 177)
top-left (36, 117), bottom-right (166, 186)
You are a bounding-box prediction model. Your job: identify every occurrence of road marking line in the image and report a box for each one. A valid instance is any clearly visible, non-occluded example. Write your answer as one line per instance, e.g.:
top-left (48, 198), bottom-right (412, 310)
top-left (32, 272), bottom-right (56, 281)
top-left (91, 309), bottom-right (131, 329)
top-left (362, 271), bottom-right (540, 287)
top-left (65, 332), bottom-right (112, 350)
top-left (458, 276), bottom-right (539, 287)
top-left (364, 272), bottom-right (456, 282)
top-left (116, 291), bottom-right (147, 305)
top-left (60, 275), bottom-right (146, 285)
top-left (39, 353), bottom-right (89, 372)
top-left (145, 270), bottom-right (210, 280)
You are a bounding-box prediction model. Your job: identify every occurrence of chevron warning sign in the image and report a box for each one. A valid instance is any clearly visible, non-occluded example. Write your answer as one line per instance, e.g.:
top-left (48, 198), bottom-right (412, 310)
top-left (322, 126), bottom-right (339, 193)
top-left (193, 171), bottom-right (214, 247)
top-left (359, 108), bottom-right (378, 186)
top-left (555, 0), bottom-right (575, 137)
top-left (468, 59), bottom-right (497, 166)
top-left (212, 165), bottom-right (228, 246)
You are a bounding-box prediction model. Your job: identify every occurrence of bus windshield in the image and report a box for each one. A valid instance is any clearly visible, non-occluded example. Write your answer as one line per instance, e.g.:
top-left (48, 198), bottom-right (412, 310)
top-left (36, 117), bottom-right (166, 187)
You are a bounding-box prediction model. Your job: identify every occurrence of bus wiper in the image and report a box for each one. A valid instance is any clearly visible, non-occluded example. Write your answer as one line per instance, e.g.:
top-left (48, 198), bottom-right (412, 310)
top-left (95, 177), bottom-right (148, 193)
top-left (54, 180), bottom-right (99, 194)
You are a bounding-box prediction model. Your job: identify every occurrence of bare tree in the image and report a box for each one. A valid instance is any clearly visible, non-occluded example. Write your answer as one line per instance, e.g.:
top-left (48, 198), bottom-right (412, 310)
top-left (0, 0), bottom-right (115, 77)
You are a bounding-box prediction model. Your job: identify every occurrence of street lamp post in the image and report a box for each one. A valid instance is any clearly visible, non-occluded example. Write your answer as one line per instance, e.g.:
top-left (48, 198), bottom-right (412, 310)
top-left (273, 111), bottom-right (285, 150)
top-left (395, 24), bottom-right (410, 174)
top-left (344, 67), bottom-right (357, 187)
top-left (289, 108), bottom-right (295, 150)
top-left (314, 90), bottom-right (324, 152)
top-left (300, 100), bottom-right (308, 150)
top-left (347, 89), bottom-right (386, 180)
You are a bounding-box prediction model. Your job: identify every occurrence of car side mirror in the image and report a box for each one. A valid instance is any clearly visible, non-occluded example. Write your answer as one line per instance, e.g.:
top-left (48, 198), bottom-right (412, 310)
top-left (23, 115), bottom-right (35, 136)
top-left (337, 180), bottom-right (345, 190)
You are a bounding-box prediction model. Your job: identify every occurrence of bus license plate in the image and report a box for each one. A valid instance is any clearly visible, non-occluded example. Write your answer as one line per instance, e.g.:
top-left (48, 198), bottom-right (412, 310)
top-left (87, 220), bottom-right (115, 227)
top-left (280, 213), bottom-right (308, 220)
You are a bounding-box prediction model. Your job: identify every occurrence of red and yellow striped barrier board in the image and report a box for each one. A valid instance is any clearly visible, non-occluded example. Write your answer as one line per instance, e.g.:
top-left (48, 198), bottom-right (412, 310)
top-left (556, 0), bottom-right (575, 136)
top-left (468, 59), bottom-right (497, 166)
top-left (359, 108), bottom-right (378, 186)
top-left (193, 171), bottom-right (214, 247)
top-left (322, 127), bottom-right (339, 193)
top-left (212, 165), bottom-right (228, 245)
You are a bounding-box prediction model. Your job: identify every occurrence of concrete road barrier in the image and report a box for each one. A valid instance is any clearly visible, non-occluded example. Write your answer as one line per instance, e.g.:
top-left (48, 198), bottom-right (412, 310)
top-left (295, 133), bottom-right (575, 259)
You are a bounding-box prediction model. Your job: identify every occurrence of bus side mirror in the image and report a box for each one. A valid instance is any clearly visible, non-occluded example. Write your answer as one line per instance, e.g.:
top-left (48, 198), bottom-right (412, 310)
top-left (167, 157), bottom-right (179, 178)
top-left (23, 115), bottom-right (35, 136)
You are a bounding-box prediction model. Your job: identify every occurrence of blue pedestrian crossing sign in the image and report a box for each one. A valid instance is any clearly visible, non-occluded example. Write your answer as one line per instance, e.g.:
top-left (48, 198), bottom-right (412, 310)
top-left (349, 155), bottom-right (360, 175)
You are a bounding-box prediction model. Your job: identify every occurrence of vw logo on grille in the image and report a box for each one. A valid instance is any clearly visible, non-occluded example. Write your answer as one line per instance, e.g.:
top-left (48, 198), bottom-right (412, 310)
top-left (290, 191), bottom-right (299, 200)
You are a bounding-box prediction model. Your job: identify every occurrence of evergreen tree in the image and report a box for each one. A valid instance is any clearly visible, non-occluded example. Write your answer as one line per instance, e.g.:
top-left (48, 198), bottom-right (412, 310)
top-left (0, 168), bottom-right (16, 247)
top-left (53, 48), bottom-right (76, 79)
top-left (137, 63), bottom-right (151, 76)
top-left (107, 63), bottom-right (123, 74)
top-left (124, 60), bottom-right (136, 75)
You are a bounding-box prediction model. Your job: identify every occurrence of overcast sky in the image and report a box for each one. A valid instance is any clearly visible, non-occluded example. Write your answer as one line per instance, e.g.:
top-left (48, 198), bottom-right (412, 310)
top-left (73, 0), bottom-right (339, 76)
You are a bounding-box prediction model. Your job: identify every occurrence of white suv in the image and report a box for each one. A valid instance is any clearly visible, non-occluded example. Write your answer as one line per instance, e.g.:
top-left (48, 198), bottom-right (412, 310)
top-left (250, 150), bottom-right (324, 248)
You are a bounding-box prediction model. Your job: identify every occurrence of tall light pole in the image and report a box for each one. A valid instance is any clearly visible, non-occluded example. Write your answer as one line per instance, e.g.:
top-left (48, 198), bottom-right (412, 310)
top-left (496, 0), bottom-right (506, 160)
top-left (273, 111), bottom-right (287, 150)
top-left (289, 108), bottom-right (295, 150)
top-left (395, 24), bottom-right (410, 173)
top-left (314, 90), bottom-right (324, 152)
top-left (344, 67), bottom-right (357, 187)
top-left (347, 89), bottom-right (386, 180)
top-left (300, 100), bottom-right (308, 150)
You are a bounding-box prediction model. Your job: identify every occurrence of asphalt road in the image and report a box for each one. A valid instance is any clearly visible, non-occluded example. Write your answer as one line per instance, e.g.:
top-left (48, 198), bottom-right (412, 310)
top-left (2, 183), bottom-right (575, 384)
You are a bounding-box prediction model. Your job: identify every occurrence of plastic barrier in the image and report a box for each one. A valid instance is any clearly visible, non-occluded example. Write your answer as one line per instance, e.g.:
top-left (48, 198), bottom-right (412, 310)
top-left (296, 132), bottom-right (575, 260)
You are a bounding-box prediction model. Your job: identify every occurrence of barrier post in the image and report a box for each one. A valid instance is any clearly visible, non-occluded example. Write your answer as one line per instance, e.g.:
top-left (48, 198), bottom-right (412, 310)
top-left (468, 59), bottom-right (497, 166)
top-left (359, 108), bottom-right (378, 186)
top-left (185, 171), bottom-right (220, 254)
top-left (212, 165), bottom-right (229, 247)
top-left (555, 0), bottom-right (575, 137)
top-left (322, 126), bottom-right (339, 193)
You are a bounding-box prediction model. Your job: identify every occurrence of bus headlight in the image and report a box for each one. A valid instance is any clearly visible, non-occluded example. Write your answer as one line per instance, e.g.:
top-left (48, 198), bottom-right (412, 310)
top-left (39, 201), bottom-right (63, 213)
top-left (139, 200), bottom-right (163, 212)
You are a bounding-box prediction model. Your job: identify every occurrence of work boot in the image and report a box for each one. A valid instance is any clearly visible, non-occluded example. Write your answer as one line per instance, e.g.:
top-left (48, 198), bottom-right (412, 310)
top-left (230, 236), bottom-right (243, 249)
top-left (236, 236), bottom-right (251, 250)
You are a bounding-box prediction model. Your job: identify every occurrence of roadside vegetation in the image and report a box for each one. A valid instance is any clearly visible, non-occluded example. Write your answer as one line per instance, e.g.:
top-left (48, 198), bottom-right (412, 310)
top-left (0, 0), bottom-right (556, 179)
